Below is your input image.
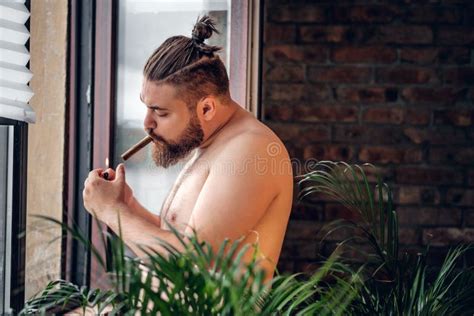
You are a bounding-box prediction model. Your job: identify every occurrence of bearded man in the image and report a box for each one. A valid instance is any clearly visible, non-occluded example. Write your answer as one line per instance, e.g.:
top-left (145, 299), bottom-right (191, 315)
top-left (83, 16), bottom-right (293, 282)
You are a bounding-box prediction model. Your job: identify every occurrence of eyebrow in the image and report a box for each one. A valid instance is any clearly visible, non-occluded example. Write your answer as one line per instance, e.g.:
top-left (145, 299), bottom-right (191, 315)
top-left (140, 93), bottom-right (168, 111)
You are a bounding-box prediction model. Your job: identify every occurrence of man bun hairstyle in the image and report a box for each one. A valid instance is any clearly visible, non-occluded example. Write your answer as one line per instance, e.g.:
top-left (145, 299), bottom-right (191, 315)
top-left (143, 16), bottom-right (230, 106)
top-left (191, 15), bottom-right (220, 54)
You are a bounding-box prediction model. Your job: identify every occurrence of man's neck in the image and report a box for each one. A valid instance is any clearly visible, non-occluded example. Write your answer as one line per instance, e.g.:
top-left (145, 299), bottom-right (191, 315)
top-left (199, 100), bottom-right (241, 149)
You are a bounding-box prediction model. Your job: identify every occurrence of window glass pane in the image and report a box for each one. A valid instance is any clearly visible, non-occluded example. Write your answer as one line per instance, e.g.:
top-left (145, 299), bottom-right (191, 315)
top-left (0, 126), bottom-right (8, 312)
top-left (0, 126), bottom-right (9, 313)
top-left (114, 0), bottom-right (230, 215)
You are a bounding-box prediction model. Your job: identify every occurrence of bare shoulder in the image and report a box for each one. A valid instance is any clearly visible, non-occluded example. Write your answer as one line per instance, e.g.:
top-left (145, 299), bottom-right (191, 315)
top-left (219, 114), bottom-right (289, 160)
top-left (211, 112), bottom-right (293, 189)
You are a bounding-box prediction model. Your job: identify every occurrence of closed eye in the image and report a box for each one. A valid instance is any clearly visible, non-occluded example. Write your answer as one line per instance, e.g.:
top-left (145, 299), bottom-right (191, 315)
top-left (147, 106), bottom-right (169, 117)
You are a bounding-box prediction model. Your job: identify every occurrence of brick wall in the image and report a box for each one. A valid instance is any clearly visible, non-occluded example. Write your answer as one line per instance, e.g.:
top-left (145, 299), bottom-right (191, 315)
top-left (262, 0), bottom-right (474, 273)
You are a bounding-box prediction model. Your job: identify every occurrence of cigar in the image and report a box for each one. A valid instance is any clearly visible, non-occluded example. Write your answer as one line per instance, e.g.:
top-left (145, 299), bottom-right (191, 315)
top-left (121, 135), bottom-right (153, 161)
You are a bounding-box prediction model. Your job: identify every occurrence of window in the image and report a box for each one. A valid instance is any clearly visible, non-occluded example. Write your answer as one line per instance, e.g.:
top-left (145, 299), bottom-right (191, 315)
top-left (0, 0), bottom-right (33, 313)
top-left (0, 120), bottom-right (28, 315)
top-left (67, 0), bottom-right (262, 288)
top-left (114, 0), bottom-right (232, 214)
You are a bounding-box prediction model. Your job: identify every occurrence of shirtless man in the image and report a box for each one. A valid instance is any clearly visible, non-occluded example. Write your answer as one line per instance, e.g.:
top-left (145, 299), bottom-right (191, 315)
top-left (83, 16), bottom-right (293, 281)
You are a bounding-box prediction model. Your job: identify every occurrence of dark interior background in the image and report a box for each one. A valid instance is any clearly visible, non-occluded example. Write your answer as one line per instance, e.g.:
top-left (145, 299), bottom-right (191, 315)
top-left (261, 0), bottom-right (474, 273)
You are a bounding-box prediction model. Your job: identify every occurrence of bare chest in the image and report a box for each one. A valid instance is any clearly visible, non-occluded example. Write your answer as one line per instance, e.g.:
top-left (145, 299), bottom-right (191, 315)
top-left (160, 158), bottom-right (209, 231)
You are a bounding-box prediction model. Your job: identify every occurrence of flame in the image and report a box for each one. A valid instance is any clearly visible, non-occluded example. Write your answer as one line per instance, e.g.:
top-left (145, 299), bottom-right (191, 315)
top-left (105, 157), bottom-right (109, 168)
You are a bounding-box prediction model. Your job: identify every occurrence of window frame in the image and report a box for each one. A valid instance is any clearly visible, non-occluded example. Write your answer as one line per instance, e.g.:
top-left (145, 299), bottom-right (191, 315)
top-left (67, 0), bottom-right (262, 288)
top-left (0, 118), bottom-right (28, 314)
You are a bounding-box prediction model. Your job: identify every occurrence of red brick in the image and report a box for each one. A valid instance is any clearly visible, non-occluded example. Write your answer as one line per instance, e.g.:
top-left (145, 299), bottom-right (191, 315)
top-left (332, 46), bottom-right (397, 64)
top-left (304, 144), bottom-right (355, 161)
top-left (468, 129), bottom-right (474, 141)
top-left (334, 5), bottom-right (400, 23)
top-left (405, 108), bottom-right (431, 125)
top-left (264, 104), bottom-right (293, 121)
top-left (433, 109), bottom-right (473, 126)
top-left (404, 127), bottom-right (468, 145)
top-left (396, 167), bottom-right (463, 185)
top-left (423, 228), bottom-right (474, 246)
top-left (285, 220), bottom-right (323, 240)
top-left (267, 123), bottom-right (301, 142)
top-left (401, 87), bottom-right (466, 105)
top-left (400, 48), bottom-right (438, 65)
top-left (298, 126), bottom-right (331, 144)
top-left (438, 47), bottom-right (470, 64)
top-left (399, 228), bottom-right (419, 245)
top-left (405, 6), bottom-right (461, 24)
top-left (444, 67), bottom-right (474, 85)
top-left (398, 207), bottom-right (462, 226)
top-left (268, 124), bottom-right (330, 149)
top-left (265, 65), bottom-right (305, 82)
top-left (268, 5), bottom-right (327, 23)
top-left (376, 67), bottom-right (439, 84)
top-left (363, 107), bottom-right (404, 124)
top-left (265, 83), bottom-right (331, 102)
top-left (290, 203), bottom-right (325, 221)
top-left (430, 147), bottom-right (474, 165)
top-left (359, 164), bottom-right (393, 183)
top-left (446, 189), bottom-right (474, 206)
top-left (321, 226), bottom-right (359, 242)
top-left (294, 261), bottom-right (326, 275)
top-left (438, 27), bottom-right (474, 45)
top-left (293, 105), bottom-right (358, 123)
top-left (264, 24), bottom-right (296, 44)
top-left (264, 45), bottom-right (327, 64)
top-left (280, 240), bottom-right (318, 259)
top-left (359, 146), bottom-right (422, 164)
top-left (325, 203), bottom-right (361, 222)
top-left (266, 83), bottom-right (304, 101)
top-left (299, 26), bottom-right (365, 44)
top-left (396, 186), bottom-right (441, 205)
top-left (308, 66), bottom-right (371, 83)
top-left (337, 87), bottom-right (398, 103)
top-left (334, 125), bottom-right (405, 144)
top-left (466, 209), bottom-right (474, 227)
top-left (276, 260), bottom-right (294, 273)
top-left (376, 26), bottom-right (433, 44)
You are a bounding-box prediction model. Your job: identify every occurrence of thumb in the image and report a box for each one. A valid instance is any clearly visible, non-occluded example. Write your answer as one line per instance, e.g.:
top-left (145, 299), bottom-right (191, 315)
top-left (116, 163), bottom-right (126, 182)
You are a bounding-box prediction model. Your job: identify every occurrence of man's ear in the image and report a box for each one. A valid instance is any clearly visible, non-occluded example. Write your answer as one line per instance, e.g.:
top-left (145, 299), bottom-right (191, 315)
top-left (197, 96), bottom-right (217, 121)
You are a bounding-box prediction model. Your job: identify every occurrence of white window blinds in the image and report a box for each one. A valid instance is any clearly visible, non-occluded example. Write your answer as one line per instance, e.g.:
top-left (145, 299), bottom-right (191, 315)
top-left (0, 1), bottom-right (34, 123)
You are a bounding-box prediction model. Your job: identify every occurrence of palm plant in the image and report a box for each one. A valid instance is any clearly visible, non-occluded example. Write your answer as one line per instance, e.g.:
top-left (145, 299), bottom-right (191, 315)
top-left (21, 214), bottom-right (360, 315)
top-left (23, 160), bottom-right (473, 315)
top-left (299, 161), bottom-right (474, 315)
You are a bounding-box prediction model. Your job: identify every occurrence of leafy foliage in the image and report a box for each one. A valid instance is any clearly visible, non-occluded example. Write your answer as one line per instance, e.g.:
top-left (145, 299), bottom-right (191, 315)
top-left (22, 160), bottom-right (473, 315)
top-left (299, 161), bottom-right (474, 315)
top-left (22, 216), bottom-right (359, 315)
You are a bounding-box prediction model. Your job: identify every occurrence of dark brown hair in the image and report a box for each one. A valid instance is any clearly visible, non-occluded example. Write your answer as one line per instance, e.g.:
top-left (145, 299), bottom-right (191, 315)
top-left (143, 16), bottom-right (230, 106)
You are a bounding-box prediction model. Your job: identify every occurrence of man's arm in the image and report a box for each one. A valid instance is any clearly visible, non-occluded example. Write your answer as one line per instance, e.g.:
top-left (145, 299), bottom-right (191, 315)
top-left (83, 165), bottom-right (178, 257)
top-left (84, 136), bottom-right (289, 261)
top-left (100, 202), bottom-right (183, 257)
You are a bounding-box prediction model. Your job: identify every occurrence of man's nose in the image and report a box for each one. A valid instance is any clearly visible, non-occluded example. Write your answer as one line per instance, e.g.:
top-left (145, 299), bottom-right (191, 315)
top-left (144, 109), bottom-right (157, 130)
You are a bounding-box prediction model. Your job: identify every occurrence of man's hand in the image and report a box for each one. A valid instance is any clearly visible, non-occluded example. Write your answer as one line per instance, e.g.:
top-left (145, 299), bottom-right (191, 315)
top-left (83, 163), bottom-right (134, 224)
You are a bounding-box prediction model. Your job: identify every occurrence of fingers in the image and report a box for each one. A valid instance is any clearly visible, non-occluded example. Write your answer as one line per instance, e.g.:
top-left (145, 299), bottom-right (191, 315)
top-left (103, 168), bottom-right (116, 180)
top-left (84, 168), bottom-right (104, 188)
top-left (116, 163), bottom-right (126, 183)
top-left (88, 168), bottom-right (104, 179)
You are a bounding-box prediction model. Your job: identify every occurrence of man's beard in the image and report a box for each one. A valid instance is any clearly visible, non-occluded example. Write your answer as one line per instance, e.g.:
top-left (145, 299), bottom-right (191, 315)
top-left (149, 114), bottom-right (204, 168)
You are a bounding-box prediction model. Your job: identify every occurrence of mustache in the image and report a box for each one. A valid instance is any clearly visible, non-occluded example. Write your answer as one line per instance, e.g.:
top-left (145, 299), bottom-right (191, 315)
top-left (146, 130), bottom-right (168, 145)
